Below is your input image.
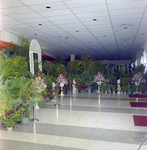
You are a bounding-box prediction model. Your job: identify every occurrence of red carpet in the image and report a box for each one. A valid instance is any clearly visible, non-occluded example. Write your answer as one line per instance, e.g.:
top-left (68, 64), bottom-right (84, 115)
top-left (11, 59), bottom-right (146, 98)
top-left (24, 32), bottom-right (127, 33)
top-left (129, 94), bottom-right (147, 98)
top-left (133, 115), bottom-right (147, 126)
top-left (130, 102), bottom-right (147, 107)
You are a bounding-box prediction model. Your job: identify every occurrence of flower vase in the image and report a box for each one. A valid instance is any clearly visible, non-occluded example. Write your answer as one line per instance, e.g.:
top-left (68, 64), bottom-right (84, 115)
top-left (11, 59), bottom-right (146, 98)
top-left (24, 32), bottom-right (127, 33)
top-left (60, 82), bottom-right (64, 96)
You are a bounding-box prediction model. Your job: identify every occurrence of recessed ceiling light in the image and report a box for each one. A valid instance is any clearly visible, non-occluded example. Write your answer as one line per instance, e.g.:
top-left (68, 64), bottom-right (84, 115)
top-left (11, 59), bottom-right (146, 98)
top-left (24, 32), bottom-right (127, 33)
top-left (93, 19), bottom-right (97, 21)
top-left (121, 38), bottom-right (129, 41)
top-left (142, 33), bottom-right (145, 35)
top-left (103, 36), bottom-right (106, 37)
top-left (46, 6), bottom-right (51, 9)
top-left (39, 24), bottom-right (42, 26)
top-left (120, 23), bottom-right (132, 29)
top-left (76, 31), bottom-right (79, 32)
top-left (34, 34), bottom-right (37, 35)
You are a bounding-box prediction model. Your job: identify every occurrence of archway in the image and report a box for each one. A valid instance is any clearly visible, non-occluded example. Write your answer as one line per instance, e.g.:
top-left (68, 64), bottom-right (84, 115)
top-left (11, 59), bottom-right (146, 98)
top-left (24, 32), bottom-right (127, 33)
top-left (29, 39), bottom-right (42, 76)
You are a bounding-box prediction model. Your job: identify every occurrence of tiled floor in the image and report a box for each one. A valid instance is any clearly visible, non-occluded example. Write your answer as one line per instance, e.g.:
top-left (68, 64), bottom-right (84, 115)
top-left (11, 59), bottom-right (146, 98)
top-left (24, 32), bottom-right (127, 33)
top-left (0, 93), bottom-right (147, 150)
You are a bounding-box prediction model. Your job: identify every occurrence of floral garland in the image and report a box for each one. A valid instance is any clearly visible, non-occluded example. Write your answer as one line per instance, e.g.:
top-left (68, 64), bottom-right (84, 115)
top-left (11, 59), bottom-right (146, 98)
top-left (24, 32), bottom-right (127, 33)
top-left (57, 73), bottom-right (68, 85)
top-left (132, 72), bottom-right (144, 83)
top-left (93, 71), bottom-right (105, 83)
top-left (32, 74), bottom-right (47, 93)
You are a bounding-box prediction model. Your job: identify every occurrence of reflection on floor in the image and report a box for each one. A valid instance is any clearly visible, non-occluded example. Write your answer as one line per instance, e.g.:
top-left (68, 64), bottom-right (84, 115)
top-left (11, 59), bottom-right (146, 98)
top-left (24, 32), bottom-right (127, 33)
top-left (0, 93), bottom-right (147, 150)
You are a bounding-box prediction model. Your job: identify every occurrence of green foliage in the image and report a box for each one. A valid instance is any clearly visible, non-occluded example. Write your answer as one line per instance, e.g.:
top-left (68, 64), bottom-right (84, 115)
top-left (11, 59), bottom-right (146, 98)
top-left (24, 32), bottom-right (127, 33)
top-left (134, 64), bottom-right (144, 73)
top-left (138, 83), bottom-right (143, 93)
top-left (0, 109), bottom-right (24, 128)
top-left (8, 35), bottom-right (30, 59)
top-left (81, 54), bottom-right (93, 72)
top-left (54, 56), bottom-right (66, 65)
top-left (1, 55), bottom-right (32, 80)
top-left (5, 76), bottom-right (34, 100)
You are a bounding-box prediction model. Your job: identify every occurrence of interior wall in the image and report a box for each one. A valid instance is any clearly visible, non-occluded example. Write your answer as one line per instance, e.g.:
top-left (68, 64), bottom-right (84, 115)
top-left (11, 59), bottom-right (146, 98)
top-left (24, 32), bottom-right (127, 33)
top-left (42, 49), bottom-right (55, 59)
top-left (0, 31), bottom-right (2, 40)
top-left (3, 30), bottom-right (19, 44)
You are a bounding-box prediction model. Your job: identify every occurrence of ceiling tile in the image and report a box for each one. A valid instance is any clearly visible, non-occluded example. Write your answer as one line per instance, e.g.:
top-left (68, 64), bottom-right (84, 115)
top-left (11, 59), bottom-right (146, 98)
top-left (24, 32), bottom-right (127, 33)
top-left (64, 0), bottom-right (105, 8)
top-left (28, 2), bottom-right (67, 12)
top-left (38, 9), bottom-right (73, 17)
top-left (71, 5), bottom-right (107, 14)
top-left (9, 13), bottom-right (42, 20)
top-left (19, 0), bottom-right (60, 5)
top-left (0, 0), bottom-right (24, 9)
top-left (0, 6), bottom-right (34, 15)
top-left (108, 1), bottom-right (147, 10)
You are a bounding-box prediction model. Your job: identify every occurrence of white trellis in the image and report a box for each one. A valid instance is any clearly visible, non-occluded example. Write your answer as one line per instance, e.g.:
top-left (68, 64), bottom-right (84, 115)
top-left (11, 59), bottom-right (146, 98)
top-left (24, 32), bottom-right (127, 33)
top-left (29, 39), bottom-right (42, 76)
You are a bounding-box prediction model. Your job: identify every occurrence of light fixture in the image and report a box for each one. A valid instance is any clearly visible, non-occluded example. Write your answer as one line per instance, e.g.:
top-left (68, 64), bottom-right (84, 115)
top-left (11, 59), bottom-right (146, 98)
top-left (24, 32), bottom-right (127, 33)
top-left (93, 18), bottom-right (97, 21)
top-left (46, 6), bottom-right (51, 9)
top-left (38, 24), bottom-right (42, 26)
top-left (121, 37), bottom-right (129, 41)
top-left (120, 23), bottom-right (132, 29)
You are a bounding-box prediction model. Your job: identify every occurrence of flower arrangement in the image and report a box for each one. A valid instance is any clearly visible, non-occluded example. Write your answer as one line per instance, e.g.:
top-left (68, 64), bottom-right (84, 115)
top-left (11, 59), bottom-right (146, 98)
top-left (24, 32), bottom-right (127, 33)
top-left (57, 73), bottom-right (68, 85)
top-left (132, 72), bottom-right (144, 83)
top-left (32, 74), bottom-right (47, 93)
top-left (93, 71), bottom-right (105, 83)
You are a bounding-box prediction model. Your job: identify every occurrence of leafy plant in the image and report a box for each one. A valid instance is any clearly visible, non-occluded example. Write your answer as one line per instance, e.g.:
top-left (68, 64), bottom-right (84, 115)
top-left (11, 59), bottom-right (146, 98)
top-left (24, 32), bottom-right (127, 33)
top-left (0, 109), bottom-right (24, 128)
top-left (8, 35), bottom-right (30, 60)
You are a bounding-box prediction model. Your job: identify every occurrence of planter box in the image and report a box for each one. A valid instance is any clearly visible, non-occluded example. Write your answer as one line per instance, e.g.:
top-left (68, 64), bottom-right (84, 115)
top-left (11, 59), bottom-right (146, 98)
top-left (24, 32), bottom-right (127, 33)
top-left (21, 117), bottom-right (30, 125)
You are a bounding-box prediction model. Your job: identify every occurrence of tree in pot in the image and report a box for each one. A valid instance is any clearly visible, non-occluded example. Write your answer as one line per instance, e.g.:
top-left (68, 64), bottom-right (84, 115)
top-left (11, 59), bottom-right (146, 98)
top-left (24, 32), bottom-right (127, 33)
top-left (0, 109), bottom-right (24, 131)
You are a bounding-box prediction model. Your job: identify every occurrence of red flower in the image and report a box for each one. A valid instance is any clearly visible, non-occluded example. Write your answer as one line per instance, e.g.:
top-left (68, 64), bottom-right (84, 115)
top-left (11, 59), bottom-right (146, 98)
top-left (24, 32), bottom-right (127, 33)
top-left (25, 69), bottom-right (27, 71)
top-left (27, 64), bottom-right (28, 66)
top-left (34, 77), bottom-right (35, 78)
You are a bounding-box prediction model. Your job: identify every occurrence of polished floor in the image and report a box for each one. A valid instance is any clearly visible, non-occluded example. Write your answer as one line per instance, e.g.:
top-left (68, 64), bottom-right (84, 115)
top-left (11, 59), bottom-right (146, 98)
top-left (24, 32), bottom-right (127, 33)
top-left (0, 93), bottom-right (147, 150)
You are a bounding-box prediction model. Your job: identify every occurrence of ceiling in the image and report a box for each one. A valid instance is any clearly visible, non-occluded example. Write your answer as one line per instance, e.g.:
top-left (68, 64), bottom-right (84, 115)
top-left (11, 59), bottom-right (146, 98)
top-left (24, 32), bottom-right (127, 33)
top-left (0, 0), bottom-right (147, 60)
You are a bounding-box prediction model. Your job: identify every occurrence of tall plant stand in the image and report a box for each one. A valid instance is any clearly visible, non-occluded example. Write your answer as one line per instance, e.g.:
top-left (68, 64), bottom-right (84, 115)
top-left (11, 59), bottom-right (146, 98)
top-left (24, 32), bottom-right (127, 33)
top-left (60, 82), bottom-right (64, 96)
top-left (135, 81), bottom-right (140, 94)
top-left (54, 83), bottom-right (60, 106)
top-left (70, 80), bottom-right (73, 99)
top-left (97, 80), bottom-right (101, 94)
top-left (30, 106), bottom-right (39, 122)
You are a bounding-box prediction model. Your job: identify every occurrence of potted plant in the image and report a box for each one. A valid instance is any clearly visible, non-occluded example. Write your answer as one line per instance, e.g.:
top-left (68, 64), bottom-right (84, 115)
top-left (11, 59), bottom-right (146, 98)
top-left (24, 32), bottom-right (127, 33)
top-left (0, 109), bottom-right (24, 131)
